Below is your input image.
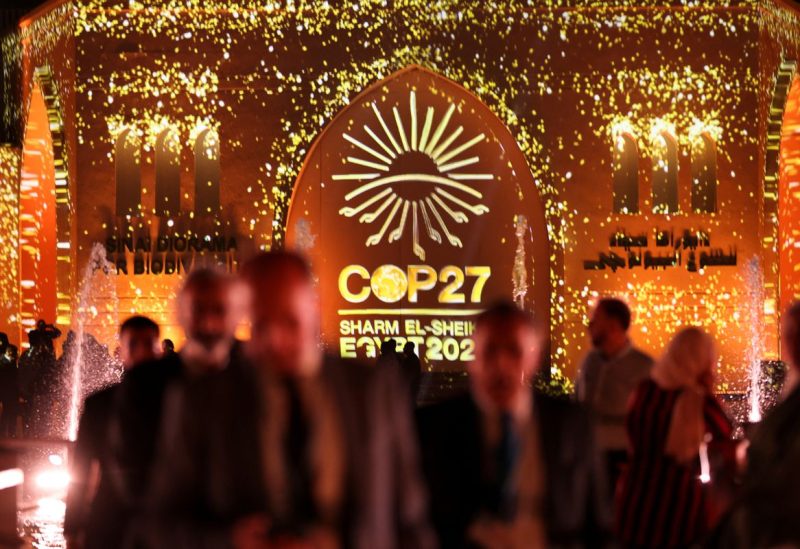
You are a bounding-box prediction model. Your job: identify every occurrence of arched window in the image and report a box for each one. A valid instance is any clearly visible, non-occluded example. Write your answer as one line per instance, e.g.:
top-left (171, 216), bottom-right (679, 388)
top-left (115, 128), bottom-right (141, 217)
top-left (194, 128), bottom-right (220, 214)
top-left (613, 132), bottom-right (639, 213)
top-left (652, 131), bottom-right (679, 214)
top-left (691, 133), bottom-right (717, 213)
top-left (155, 127), bottom-right (181, 216)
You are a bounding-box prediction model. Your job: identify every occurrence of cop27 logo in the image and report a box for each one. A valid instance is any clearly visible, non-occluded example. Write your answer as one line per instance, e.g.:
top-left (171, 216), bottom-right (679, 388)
top-left (335, 91), bottom-right (491, 261)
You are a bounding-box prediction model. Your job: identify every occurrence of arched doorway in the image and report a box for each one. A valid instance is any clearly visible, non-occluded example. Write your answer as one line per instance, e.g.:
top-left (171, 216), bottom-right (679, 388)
top-left (18, 81), bottom-right (58, 347)
top-left (285, 65), bottom-right (550, 373)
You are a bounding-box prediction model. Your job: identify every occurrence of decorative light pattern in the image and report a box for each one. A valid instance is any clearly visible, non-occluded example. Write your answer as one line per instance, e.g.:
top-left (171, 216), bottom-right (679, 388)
top-left (336, 90), bottom-right (491, 259)
top-left (0, 146), bottom-right (20, 339)
top-left (2, 0), bottom-right (800, 391)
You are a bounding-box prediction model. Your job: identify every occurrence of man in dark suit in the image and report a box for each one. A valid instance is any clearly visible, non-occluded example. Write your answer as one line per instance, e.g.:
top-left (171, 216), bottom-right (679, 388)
top-left (108, 268), bottom-right (247, 544)
top-left (64, 315), bottom-right (161, 549)
top-left (145, 251), bottom-right (435, 549)
top-left (416, 301), bottom-right (610, 548)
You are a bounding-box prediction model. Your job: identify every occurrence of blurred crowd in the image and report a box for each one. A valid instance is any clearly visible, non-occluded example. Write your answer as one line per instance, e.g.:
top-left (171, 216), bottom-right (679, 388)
top-left (5, 250), bottom-right (799, 548)
top-left (0, 320), bottom-right (125, 439)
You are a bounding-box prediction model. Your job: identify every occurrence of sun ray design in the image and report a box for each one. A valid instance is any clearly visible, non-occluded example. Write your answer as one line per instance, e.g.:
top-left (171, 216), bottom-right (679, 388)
top-left (426, 197), bottom-right (463, 248)
top-left (410, 91), bottom-right (418, 151)
top-left (435, 188), bottom-right (490, 215)
top-left (412, 202), bottom-right (425, 261)
top-left (439, 156), bottom-right (479, 172)
top-left (419, 200), bottom-right (442, 243)
top-left (393, 106), bottom-right (410, 152)
top-left (344, 173), bottom-right (483, 201)
top-left (389, 200), bottom-right (410, 243)
top-left (448, 173), bottom-right (494, 181)
top-left (336, 92), bottom-right (492, 255)
top-left (431, 126), bottom-right (463, 160)
top-left (347, 156), bottom-right (390, 172)
top-left (425, 103), bottom-right (455, 155)
top-left (418, 107), bottom-right (434, 152)
top-left (436, 133), bottom-right (485, 165)
top-left (431, 193), bottom-right (468, 223)
top-left (332, 172), bottom-right (380, 181)
top-left (364, 125), bottom-right (397, 160)
top-left (339, 187), bottom-right (394, 217)
top-left (366, 197), bottom-right (403, 246)
top-left (360, 192), bottom-right (397, 223)
top-left (372, 103), bottom-right (403, 155)
top-left (343, 133), bottom-right (392, 165)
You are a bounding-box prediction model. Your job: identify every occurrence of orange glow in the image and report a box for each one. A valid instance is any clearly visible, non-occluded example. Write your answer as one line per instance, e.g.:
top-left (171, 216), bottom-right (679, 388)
top-left (779, 76), bottom-right (800, 339)
top-left (19, 82), bottom-right (58, 345)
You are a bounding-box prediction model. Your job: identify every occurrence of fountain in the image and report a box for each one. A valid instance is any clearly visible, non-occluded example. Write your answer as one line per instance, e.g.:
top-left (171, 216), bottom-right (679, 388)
top-left (744, 257), bottom-right (764, 423)
top-left (65, 243), bottom-right (122, 440)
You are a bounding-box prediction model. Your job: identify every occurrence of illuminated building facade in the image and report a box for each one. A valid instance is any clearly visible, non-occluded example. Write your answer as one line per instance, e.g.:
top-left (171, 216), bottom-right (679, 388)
top-left (3, 0), bottom-right (800, 391)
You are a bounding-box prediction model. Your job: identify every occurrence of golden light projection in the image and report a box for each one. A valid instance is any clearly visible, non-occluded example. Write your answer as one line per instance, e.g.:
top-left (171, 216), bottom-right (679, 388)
top-left (0, 146), bottom-right (20, 341)
top-left (778, 74), bottom-right (800, 318)
top-left (336, 91), bottom-right (491, 260)
top-left (19, 82), bottom-right (57, 345)
top-left (4, 0), bottom-right (800, 392)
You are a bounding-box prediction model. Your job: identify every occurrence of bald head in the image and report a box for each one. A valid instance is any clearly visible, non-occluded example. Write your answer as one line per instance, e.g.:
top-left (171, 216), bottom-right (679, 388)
top-left (241, 251), bottom-right (321, 376)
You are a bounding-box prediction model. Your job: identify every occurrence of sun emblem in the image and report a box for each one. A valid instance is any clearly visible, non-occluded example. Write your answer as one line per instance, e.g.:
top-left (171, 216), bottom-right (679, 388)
top-left (334, 91), bottom-right (492, 260)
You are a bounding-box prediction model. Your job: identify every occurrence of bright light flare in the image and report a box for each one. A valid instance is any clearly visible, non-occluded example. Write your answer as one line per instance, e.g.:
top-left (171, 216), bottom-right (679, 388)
top-left (35, 468), bottom-right (70, 492)
top-left (0, 468), bottom-right (24, 490)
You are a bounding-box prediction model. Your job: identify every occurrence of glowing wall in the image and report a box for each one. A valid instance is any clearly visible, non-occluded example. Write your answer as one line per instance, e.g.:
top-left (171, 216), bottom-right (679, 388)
top-left (19, 82), bottom-right (57, 346)
top-left (6, 0), bottom-right (800, 391)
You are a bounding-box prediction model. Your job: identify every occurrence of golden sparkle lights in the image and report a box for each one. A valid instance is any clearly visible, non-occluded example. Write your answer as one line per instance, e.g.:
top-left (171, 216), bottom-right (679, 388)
top-left (3, 0), bottom-right (799, 389)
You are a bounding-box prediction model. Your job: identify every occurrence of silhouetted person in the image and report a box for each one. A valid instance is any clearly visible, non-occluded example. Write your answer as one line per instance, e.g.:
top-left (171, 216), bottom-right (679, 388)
top-left (0, 333), bottom-right (18, 437)
top-left (616, 327), bottom-right (732, 548)
top-left (146, 251), bottom-right (434, 549)
top-left (377, 338), bottom-right (399, 369)
top-left (65, 316), bottom-right (161, 549)
top-left (161, 339), bottom-right (175, 356)
top-left (717, 302), bottom-right (800, 547)
top-left (24, 326), bottom-right (61, 437)
top-left (401, 341), bottom-right (422, 405)
top-left (110, 268), bottom-right (246, 546)
top-left (576, 297), bottom-right (653, 495)
top-left (30, 318), bottom-right (61, 354)
top-left (417, 301), bottom-right (610, 548)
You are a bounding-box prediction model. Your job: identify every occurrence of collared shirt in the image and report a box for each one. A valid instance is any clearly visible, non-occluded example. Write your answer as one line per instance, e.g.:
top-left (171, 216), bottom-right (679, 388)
top-left (577, 343), bottom-right (654, 451)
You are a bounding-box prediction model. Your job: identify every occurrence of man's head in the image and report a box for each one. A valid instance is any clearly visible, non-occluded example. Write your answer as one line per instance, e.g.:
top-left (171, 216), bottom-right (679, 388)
top-left (177, 268), bottom-right (244, 362)
top-left (162, 339), bottom-right (175, 354)
top-left (782, 302), bottom-right (800, 371)
top-left (240, 251), bottom-right (319, 377)
top-left (469, 301), bottom-right (544, 412)
top-left (403, 341), bottom-right (415, 355)
top-left (588, 297), bottom-right (631, 353)
top-left (381, 339), bottom-right (397, 355)
top-left (119, 316), bottom-right (160, 369)
top-left (0, 332), bottom-right (8, 354)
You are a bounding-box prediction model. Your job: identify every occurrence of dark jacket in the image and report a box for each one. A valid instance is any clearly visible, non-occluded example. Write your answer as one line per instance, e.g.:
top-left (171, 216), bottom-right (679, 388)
top-left (715, 384), bottom-right (800, 548)
top-left (416, 392), bottom-right (611, 548)
top-left (65, 385), bottom-right (128, 549)
top-left (143, 355), bottom-right (435, 549)
top-left (108, 352), bottom-right (184, 510)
